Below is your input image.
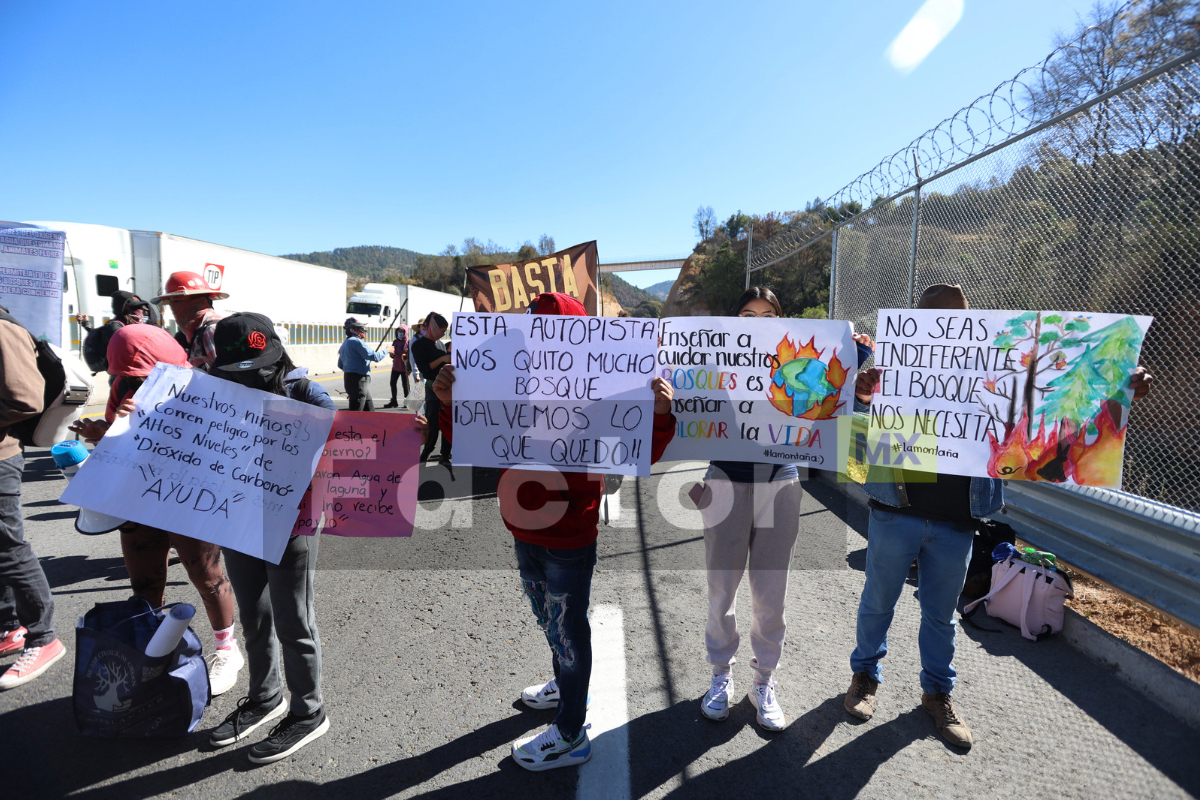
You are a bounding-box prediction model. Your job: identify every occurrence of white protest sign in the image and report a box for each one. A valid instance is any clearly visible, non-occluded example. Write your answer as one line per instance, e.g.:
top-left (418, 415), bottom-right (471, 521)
top-left (864, 309), bottom-right (1152, 487)
top-left (450, 312), bottom-right (659, 476)
top-left (61, 364), bottom-right (335, 562)
top-left (0, 225), bottom-right (64, 347)
top-left (658, 317), bottom-right (856, 468)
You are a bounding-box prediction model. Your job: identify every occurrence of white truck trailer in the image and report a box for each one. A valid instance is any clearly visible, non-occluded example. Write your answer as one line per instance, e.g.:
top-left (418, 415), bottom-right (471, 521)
top-left (25, 221), bottom-right (347, 355)
top-left (346, 283), bottom-right (469, 330)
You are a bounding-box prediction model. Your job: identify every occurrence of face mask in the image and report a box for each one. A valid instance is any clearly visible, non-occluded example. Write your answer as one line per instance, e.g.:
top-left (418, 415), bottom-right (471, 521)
top-left (220, 365), bottom-right (277, 391)
top-left (171, 297), bottom-right (210, 326)
top-left (127, 309), bottom-right (147, 323)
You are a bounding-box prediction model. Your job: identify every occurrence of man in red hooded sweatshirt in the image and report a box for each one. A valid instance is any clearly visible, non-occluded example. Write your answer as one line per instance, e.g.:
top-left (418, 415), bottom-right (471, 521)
top-left (432, 292), bottom-right (676, 771)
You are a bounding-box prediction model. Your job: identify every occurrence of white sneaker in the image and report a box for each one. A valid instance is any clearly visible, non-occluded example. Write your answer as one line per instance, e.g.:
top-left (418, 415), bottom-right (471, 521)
top-left (701, 672), bottom-right (734, 721)
top-left (208, 646), bottom-right (244, 696)
top-left (752, 681), bottom-right (787, 731)
top-left (520, 678), bottom-right (591, 710)
top-left (511, 723), bottom-right (592, 771)
top-left (521, 678), bottom-right (561, 709)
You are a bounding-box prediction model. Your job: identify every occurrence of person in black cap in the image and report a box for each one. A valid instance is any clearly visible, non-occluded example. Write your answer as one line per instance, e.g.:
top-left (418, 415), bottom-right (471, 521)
top-left (80, 291), bottom-right (155, 378)
top-left (338, 317), bottom-right (392, 412)
top-left (205, 312), bottom-right (336, 764)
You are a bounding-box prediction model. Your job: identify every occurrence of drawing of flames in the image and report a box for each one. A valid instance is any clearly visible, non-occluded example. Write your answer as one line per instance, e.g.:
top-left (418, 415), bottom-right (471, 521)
top-left (767, 335), bottom-right (849, 420)
top-left (987, 408), bottom-right (1126, 486)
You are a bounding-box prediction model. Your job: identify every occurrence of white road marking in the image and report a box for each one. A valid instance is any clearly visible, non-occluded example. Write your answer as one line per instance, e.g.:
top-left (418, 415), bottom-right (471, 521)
top-left (603, 485), bottom-right (621, 524)
top-left (577, 604), bottom-right (630, 800)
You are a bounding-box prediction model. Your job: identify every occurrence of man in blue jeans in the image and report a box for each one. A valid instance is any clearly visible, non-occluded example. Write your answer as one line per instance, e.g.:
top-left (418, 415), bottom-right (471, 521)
top-left (843, 284), bottom-right (1152, 749)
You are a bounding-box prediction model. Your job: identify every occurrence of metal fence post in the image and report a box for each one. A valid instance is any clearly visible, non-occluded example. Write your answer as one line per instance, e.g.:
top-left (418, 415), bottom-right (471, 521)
top-left (744, 223), bottom-right (754, 290)
top-left (907, 157), bottom-right (922, 308)
top-left (828, 228), bottom-right (838, 319)
top-left (700, 7), bottom-right (1200, 616)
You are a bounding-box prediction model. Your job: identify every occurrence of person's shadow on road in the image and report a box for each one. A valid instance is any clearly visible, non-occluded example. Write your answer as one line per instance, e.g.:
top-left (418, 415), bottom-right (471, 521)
top-left (656, 698), bottom-right (929, 800)
top-left (45, 694), bottom-right (930, 800)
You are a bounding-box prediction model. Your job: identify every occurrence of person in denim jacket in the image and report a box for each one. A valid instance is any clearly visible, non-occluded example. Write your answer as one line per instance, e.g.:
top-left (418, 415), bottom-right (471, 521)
top-left (842, 284), bottom-right (1152, 750)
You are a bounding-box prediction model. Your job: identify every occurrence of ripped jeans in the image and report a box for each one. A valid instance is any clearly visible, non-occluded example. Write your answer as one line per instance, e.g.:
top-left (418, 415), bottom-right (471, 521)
top-left (514, 540), bottom-right (596, 740)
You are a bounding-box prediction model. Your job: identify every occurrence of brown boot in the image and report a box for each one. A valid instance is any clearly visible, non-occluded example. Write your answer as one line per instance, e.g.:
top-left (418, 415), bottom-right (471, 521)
top-left (922, 692), bottom-right (973, 749)
top-left (844, 672), bottom-right (879, 720)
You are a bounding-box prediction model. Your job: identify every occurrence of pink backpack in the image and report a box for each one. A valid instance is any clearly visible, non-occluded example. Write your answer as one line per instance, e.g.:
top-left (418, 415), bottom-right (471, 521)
top-left (963, 558), bottom-right (1074, 640)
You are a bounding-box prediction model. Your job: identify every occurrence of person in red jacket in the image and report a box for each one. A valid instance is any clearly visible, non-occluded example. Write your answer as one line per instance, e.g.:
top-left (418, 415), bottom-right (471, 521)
top-left (431, 292), bottom-right (676, 772)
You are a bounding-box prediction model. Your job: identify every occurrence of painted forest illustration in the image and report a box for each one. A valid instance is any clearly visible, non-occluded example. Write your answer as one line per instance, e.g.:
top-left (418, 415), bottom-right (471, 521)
top-left (982, 312), bottom-right (1145, 486)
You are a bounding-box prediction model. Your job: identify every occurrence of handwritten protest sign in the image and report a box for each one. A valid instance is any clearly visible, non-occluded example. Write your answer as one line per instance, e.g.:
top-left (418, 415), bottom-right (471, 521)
top-left (1, 224), bottom-right (64, 347)
top-left (60, 365), bottom-right (335, 563)
top-left (658, 317), bottom-right (856, 468)
top-left (860, 309), bottom-right (1152, 487)
top-left (450, 312), bottom-right (658, 476)
top-left (292, 411), bottom-right (422, 537)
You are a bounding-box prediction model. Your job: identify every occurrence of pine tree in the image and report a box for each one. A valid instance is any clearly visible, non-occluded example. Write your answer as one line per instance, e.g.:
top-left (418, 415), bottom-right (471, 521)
top-left (1072, 317), bottom-right (1144, 405)
top-left (1037, 345), bottom-right (1109, 426)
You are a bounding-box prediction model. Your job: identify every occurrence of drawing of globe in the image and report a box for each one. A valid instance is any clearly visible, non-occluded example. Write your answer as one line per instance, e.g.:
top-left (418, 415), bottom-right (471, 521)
top-left (777, 357), bottom-right (838, 416)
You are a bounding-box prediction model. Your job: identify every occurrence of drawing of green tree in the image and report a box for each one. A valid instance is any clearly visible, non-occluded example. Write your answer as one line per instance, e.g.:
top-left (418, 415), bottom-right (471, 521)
top-left (1036, 344), bottom-right (1108, 427)
top-left (984, 311), bottom-right (1082, 438)
top-left (1062, 316), bottom-right (1144, 407)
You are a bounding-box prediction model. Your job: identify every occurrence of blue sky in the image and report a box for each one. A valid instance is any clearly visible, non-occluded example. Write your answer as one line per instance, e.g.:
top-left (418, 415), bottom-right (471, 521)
top-left (2, 1), bottom-right (1099, 289)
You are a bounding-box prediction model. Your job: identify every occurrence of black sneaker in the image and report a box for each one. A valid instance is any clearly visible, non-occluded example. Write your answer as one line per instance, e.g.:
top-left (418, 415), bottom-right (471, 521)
top-left (209, 694), bottom-right (286, 747)
top-left (247, 708), bottom-right (330, 764)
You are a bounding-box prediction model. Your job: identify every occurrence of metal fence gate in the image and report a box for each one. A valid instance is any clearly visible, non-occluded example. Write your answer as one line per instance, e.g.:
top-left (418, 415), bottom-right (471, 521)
top-left (746, 1), bottom-right (1200, 626)
top-left (751, 2), bottom-right (1200, 513)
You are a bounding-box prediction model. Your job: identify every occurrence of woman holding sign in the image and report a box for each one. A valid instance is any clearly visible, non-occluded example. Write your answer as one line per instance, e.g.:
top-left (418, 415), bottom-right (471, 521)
top-left (204, 313), bottom-right (337, 765)
top-left (68, 325), bottom-right (245, 697)
top-left (697, 287), bottom-right (874, 732)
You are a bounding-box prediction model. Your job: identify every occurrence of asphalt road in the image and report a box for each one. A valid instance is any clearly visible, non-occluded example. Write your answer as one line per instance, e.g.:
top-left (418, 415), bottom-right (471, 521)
top-left (3, 372), bottom-right (1198, 799)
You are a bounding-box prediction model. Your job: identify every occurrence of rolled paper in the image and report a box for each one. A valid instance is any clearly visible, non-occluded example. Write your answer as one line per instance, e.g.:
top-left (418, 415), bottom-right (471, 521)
top-left (145, 603), bottom-right (196, 657)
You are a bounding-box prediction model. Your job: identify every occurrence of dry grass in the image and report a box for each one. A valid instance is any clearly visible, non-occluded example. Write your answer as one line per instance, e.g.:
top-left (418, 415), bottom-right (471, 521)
top-left (1064, 570), bottom-right (1200, 683)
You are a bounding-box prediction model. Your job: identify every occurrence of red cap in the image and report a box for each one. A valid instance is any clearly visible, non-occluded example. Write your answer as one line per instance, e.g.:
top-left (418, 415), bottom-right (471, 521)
top-left (530, 292), bottom-right (587, 316)
top-left (107, 325), bottom-right (191, 377)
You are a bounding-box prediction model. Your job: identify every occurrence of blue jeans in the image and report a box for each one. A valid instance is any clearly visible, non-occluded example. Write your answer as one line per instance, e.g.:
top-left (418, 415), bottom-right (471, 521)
top-left (850, 507), bottom-right (974, 695)
top-left (514, 540), bottom-right (596, 740)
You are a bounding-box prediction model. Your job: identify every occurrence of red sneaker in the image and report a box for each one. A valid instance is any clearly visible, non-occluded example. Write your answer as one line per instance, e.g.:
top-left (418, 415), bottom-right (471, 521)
top-left (0, 627), bottom-right (27, 656)
top-left (0, 638), bottom-right (66, 690)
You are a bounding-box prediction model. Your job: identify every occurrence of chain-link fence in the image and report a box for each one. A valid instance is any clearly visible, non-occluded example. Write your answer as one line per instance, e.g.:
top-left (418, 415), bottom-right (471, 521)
top-left (749, 1), bottom-right (1200, 511)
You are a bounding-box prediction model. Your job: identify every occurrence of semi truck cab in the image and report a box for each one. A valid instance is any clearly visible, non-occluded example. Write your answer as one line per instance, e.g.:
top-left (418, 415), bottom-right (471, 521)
top-left (346, 283), bottom-right (404, 326)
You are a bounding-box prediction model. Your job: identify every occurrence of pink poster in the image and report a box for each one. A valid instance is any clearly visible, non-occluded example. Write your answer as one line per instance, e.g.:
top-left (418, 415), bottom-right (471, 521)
top-left (293, 412), bottom-right (421, 537)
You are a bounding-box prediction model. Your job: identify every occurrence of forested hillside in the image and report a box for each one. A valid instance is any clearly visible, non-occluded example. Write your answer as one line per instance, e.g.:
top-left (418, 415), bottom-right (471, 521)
top-left (281, 245), bottom-right (424, 282)
top-left (282, 235), bottom-right (558, 295)
top-left (644, 280), bottom-right (674, 300)
top-left (600, 273), bottom-right (662, 318)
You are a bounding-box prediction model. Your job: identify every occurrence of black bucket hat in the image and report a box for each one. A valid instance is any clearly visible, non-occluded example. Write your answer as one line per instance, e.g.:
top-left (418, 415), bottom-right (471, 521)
top-left (213, 312), bottom-right (285, 371)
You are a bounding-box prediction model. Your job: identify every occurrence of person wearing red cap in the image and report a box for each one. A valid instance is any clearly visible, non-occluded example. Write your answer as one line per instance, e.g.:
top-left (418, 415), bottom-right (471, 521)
top-left (152, 271), bottom-right (229, 372)
top-left (68, 325), bottom-right (244, 696)
top-left (430, 292), bottom-right (677, 771)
